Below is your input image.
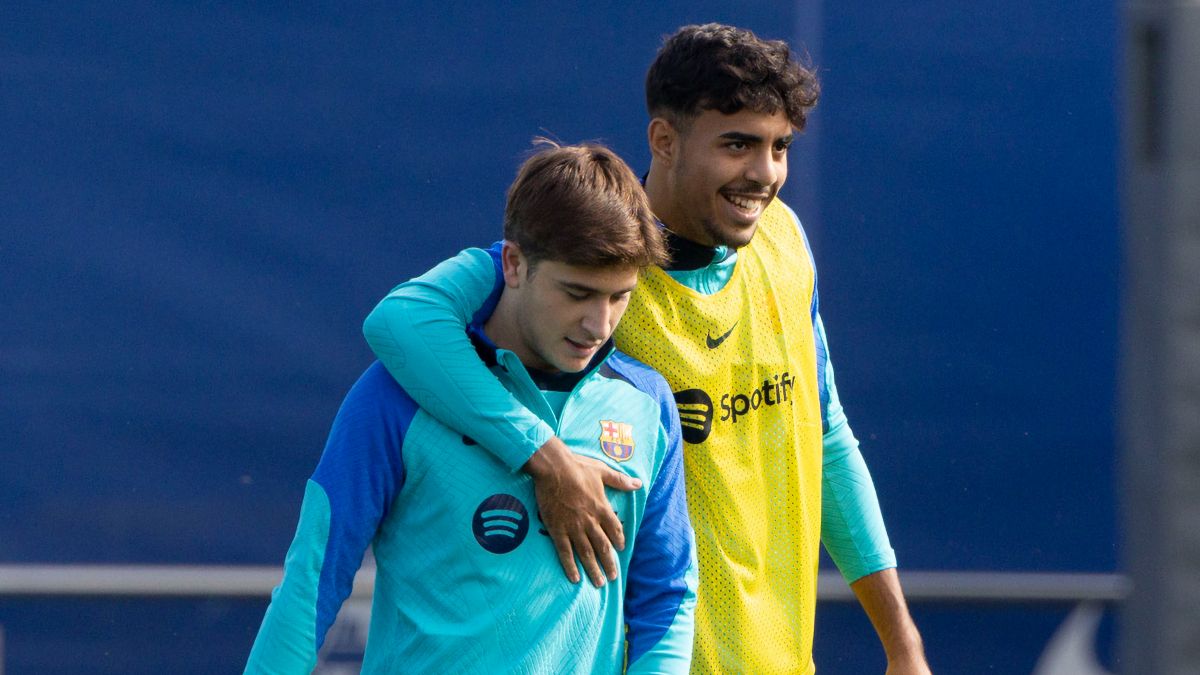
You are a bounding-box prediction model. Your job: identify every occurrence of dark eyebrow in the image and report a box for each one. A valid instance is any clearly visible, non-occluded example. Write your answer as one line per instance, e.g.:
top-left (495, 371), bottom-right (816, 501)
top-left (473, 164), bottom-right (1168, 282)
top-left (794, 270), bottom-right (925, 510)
top-left (719, 131), bottom-right (762, 144)
top-left (559, 280), bottom-right (637, 295)
top-left (719, 131), bottom-right (795, 147)
top-left (559, 281), bottom-right (595, 293)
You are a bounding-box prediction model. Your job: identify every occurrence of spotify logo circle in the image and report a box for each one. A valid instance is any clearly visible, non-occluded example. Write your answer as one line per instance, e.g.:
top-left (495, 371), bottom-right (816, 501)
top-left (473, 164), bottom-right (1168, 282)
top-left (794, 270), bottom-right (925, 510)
top-left (472, 494), bottom-right (530, 554)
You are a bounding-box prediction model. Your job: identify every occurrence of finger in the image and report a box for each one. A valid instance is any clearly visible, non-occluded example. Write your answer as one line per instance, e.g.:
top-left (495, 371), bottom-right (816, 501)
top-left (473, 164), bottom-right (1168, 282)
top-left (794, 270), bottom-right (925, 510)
top-left (589, 526), bottom-right (619, 582)
top-left (550, 530), bottom-right (581, 584)
top-left (572, 532), bottom-right (606, 588)
top-left (598, 506), bottom-right (626, 552)
top-left (597, 465), bottom-right (642, 492)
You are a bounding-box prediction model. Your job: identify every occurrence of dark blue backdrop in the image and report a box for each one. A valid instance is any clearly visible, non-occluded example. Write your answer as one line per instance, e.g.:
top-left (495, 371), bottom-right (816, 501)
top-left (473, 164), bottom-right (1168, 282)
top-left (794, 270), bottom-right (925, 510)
top-left (817, 3), bottom-right (1119, 574)
top-left (0, 2), bottom-right (1118, 672)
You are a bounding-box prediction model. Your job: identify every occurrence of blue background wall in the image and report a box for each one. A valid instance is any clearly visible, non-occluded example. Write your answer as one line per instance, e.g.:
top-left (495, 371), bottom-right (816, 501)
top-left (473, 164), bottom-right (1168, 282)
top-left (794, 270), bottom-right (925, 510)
top-left (0, 2), bottom-right (1118, 672)
top-left (818, 3), bottom-right (1119, 574)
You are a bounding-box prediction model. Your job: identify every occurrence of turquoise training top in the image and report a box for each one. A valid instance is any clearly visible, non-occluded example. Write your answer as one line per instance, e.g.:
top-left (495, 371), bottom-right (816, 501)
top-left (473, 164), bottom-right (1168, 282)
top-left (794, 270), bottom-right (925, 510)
top-left (363, 214), bottom-right (897, 585)
top-left (247, 248), bottom-right (698, 674)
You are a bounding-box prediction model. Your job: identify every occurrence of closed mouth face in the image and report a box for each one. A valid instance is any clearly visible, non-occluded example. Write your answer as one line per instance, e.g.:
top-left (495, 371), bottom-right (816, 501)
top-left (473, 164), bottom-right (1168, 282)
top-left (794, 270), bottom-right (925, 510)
top-left (563, 336), bottom-right (604, 359)
top-left (515, 260), bottom-right (639, 373)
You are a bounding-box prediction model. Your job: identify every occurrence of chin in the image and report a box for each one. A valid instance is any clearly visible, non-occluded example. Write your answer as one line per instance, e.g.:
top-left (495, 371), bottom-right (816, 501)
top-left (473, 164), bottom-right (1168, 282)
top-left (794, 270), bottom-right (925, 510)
top-left (703, 219), bottom-right (758, 249)
top-left (715, 226), bottom-right (758, 249)
top-left (548, 357), bottom-right (585, 374)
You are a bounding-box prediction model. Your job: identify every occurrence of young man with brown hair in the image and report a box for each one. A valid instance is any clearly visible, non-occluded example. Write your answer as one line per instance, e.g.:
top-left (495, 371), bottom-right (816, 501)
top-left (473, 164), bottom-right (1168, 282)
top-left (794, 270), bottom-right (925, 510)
top-left (247, 142), bottom-right (697, 674)
top-left (363, 24), bottom-right (930, 674)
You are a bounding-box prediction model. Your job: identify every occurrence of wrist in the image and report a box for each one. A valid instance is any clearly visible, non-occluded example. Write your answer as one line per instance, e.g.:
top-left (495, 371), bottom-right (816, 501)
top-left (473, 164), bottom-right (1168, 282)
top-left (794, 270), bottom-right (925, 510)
top-left (883, 628), bottom-right (925, 662)
top-left (523, 436), bottom-right (568, 479)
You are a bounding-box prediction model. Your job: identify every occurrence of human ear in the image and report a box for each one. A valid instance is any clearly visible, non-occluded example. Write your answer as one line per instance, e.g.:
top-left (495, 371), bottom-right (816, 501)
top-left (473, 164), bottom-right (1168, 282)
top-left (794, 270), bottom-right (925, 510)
top-left (500, 241), bottom-right (527, 288)
top-left (647, 117), bottom-right (678, 166)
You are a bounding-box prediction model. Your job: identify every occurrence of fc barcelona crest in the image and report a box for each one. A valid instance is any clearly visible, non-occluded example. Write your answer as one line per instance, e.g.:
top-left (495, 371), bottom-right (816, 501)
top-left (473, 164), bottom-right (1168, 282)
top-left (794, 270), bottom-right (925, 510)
top-left (598, 420), bottom-right (635, 462)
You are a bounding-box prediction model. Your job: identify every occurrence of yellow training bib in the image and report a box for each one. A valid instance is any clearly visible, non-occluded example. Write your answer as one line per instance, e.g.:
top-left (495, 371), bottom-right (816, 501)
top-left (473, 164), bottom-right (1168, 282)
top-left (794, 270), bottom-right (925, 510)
top-left (615, 200), bottom-right (823, 674)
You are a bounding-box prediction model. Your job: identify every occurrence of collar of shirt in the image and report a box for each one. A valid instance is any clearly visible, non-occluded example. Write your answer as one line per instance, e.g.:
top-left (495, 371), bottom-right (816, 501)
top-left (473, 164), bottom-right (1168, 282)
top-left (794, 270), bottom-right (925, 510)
top-left (662, 228), bottom-right (735, 271)
top-left (465, 322), bottom-right (615, 392)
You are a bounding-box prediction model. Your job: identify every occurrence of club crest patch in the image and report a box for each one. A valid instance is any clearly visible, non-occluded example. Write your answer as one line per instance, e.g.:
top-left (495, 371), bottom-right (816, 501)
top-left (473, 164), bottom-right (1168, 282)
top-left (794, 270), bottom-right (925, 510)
top-left (599, 420), bottom-right (635, 462)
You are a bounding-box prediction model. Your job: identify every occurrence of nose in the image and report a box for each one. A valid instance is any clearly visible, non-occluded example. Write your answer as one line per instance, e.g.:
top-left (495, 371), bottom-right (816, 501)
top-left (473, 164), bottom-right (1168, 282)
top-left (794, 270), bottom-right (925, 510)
top-left (580, 299), bottom-right (613, 341)
top-left (744, 148), bottom-right (779, 188)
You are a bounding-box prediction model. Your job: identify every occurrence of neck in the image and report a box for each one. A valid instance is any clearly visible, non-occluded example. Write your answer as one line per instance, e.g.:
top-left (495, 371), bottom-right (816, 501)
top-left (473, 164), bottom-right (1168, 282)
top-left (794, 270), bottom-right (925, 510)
top-left (644, 162), bottom-right (715, 248)
top-left (644, 163), bottom-right (689, 241)
top-left (482, 293), bottom-right (533, 366)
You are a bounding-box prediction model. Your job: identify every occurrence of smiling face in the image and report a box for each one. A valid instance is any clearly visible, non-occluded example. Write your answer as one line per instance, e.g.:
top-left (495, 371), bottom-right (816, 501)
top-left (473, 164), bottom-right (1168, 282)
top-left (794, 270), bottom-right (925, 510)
top-left (648, 107), bottom-right (794, 249)
top-left (489, 243), bottom-right (640, 374)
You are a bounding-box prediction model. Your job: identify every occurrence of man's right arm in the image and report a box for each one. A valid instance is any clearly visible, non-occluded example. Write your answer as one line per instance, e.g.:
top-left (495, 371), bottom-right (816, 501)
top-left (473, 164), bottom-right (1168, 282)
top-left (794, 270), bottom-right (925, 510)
top-left (363, 247), bottom-right (553, 469)
top-left (362, 245), bottom-right (639, 586)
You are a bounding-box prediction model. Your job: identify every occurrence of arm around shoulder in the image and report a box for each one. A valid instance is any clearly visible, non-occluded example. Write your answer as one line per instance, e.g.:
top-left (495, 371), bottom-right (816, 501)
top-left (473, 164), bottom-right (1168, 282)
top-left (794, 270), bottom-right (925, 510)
top-left (364, 246), bottom-right (640, 585)
top-left (362, 246), bottom-right (555, 469)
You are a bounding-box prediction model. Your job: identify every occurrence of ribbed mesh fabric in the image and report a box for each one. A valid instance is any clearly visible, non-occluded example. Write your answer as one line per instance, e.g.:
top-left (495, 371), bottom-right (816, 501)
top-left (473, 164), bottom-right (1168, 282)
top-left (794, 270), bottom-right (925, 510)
top-left (614, 200), bottom-right (823, 674)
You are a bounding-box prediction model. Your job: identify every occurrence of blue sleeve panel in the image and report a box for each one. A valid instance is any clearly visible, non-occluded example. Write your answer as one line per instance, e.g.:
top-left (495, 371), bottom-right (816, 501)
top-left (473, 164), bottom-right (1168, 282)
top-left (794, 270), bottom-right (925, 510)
top-left (245, 363), bottom-right (417, 673)
top-left (609, 353), bottom-right (699, 673)
top-left (787, 203), bottom-right (830, 431)
top-left (310, 362), bottom-right (417, 642)
top-left (362, 245), bottom-right (555, 470)
top-left (245, 480), bottom-right (332, 674)
top-left (782, 203), bottom-right (898, 585)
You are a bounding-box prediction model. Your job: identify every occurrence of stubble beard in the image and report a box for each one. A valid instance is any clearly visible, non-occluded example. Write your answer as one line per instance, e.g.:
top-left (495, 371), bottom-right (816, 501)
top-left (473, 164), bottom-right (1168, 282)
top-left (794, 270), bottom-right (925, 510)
top-left (701, 216), bottom-right (757, 250)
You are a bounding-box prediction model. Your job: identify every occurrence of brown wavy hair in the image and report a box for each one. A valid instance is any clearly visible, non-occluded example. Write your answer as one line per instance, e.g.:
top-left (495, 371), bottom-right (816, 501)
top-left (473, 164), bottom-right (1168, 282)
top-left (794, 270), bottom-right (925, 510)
top-left (504, 140), bottom-right (667, 269)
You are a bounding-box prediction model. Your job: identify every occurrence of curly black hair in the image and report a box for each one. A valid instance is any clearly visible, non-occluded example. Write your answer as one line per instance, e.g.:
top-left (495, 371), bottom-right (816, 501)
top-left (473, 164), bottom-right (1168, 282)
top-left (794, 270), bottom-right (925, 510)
top-left (645, 23), bottom-right (820, 131)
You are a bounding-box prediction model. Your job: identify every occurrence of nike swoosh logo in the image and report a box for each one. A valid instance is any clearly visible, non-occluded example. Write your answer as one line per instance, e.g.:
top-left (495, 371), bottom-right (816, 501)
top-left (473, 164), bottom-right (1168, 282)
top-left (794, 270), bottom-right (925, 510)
top-left (705, 320), bottom-right (739, 349)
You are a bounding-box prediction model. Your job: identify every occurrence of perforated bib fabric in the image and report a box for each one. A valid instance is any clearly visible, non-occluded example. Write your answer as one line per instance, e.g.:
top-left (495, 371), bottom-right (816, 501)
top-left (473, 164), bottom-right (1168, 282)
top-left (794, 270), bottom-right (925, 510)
top-left (614, 200), bottom-right (823, 674)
